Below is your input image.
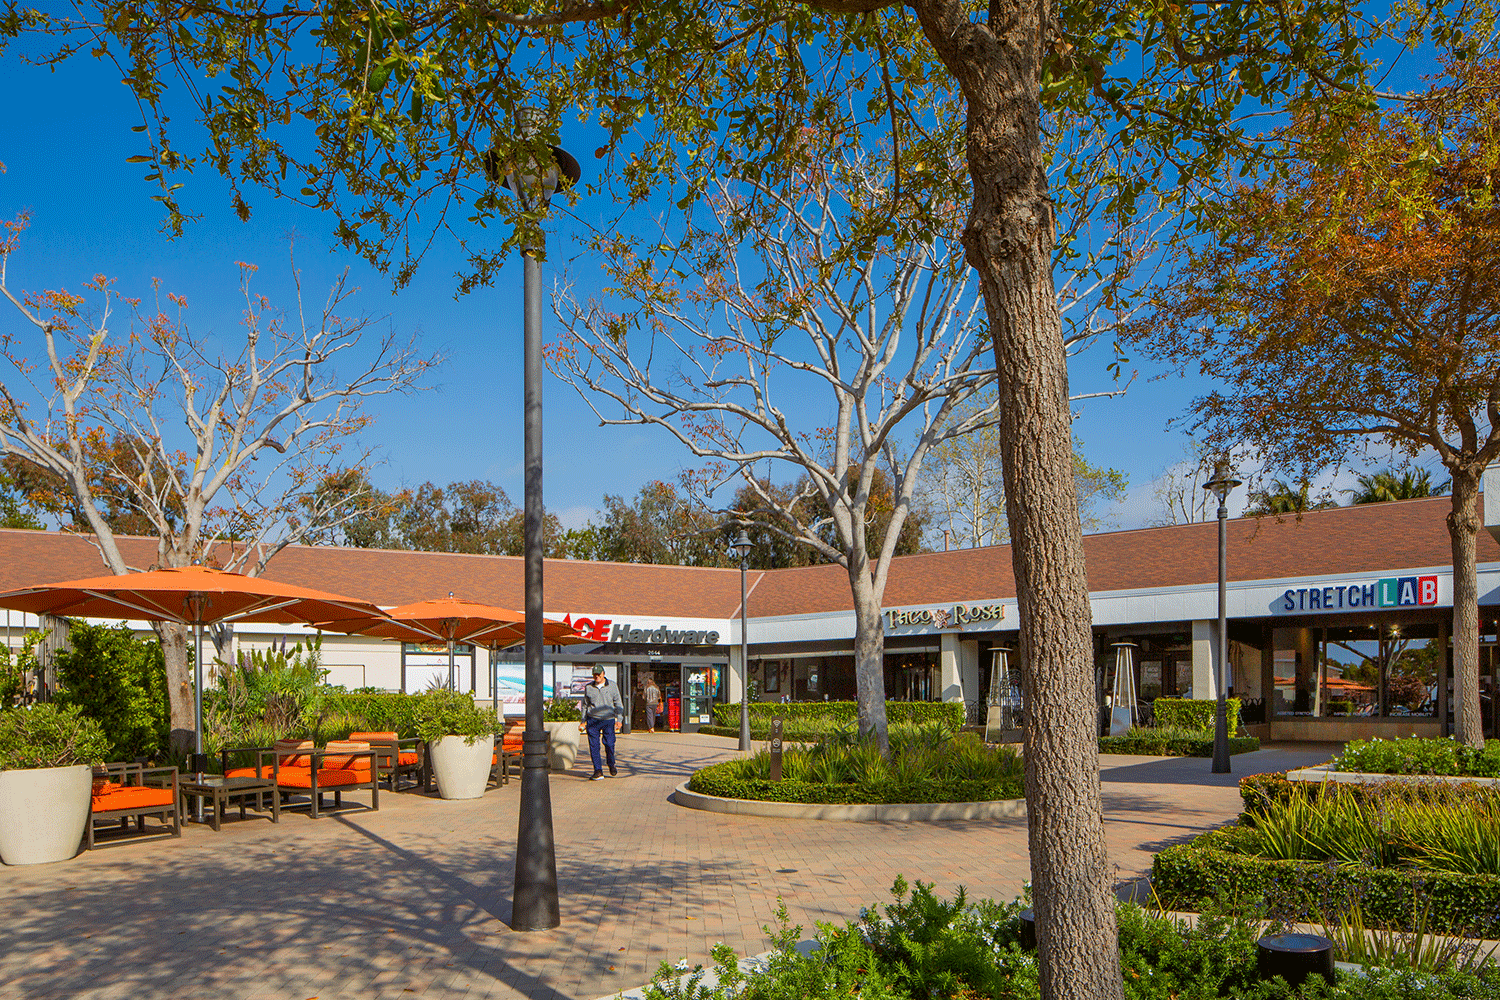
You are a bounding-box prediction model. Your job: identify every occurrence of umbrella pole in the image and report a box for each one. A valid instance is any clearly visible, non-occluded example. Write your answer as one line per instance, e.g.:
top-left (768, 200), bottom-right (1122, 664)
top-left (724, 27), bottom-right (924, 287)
top-left (448, 639), bottom-right (455, 692)
top-left (194, 621), bottom-right (205, 822)
top-left (491, 646), bottom-right (499, 718)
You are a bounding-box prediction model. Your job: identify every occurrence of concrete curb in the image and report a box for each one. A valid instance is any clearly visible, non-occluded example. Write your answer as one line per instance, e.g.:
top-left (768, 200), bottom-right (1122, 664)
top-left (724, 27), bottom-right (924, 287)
top-left (672, 782), bottom-right (1027, 822)
top-left (1286, 763), bottom-right (1500, 789)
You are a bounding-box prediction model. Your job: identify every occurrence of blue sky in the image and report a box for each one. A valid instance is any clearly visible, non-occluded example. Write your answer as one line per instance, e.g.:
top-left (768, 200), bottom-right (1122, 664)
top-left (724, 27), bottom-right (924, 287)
top-left (0, 38), bottom-right (1445, 539)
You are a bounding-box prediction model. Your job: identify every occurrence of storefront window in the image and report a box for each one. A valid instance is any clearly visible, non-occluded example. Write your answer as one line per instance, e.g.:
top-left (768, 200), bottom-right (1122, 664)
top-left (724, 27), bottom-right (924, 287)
top-left (1272, 623), bottom-right (1439, 719)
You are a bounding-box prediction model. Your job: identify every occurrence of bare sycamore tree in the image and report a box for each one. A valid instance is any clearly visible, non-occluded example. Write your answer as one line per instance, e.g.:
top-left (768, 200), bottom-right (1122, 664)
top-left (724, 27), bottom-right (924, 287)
top-left (1149, 440), bottom-right (1220, 526)
top-left (0, 218), bottom-right (438, 749)
top-left (552, 160), bottom-right (995, 751)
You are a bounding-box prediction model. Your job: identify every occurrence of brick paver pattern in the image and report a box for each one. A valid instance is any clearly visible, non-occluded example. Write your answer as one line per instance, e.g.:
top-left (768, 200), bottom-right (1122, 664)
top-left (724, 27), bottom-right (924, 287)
top-left (0, 733), bottom-right (1334, 1000)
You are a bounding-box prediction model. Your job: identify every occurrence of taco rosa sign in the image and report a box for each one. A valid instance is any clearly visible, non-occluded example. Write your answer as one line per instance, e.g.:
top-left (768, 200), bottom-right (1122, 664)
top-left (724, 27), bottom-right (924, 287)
top-left (883, 603), bottom-right (1006, 631)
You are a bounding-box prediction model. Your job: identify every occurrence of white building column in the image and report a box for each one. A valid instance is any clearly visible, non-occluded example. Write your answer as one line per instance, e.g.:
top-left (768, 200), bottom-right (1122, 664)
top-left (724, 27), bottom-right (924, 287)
top-left (1191, 620), bottom-right (1221, 700)
top-left (960, 639), bottom-right (980, 713)
top-left (939, 632), bottom-right (963, 702)
top-left (727, 645), bottom-right (744, 702)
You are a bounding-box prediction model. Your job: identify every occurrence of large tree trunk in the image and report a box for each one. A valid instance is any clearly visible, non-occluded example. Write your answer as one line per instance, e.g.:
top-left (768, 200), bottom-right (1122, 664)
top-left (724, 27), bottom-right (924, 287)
top-left (154, 621), bottom-right (195, 754)
top-left (849, 566), bottom-right (890, 753)
top-left (912, 0), bottom-right (1124, 997)
top-left (1449, 467), bottom-right (1483, 747)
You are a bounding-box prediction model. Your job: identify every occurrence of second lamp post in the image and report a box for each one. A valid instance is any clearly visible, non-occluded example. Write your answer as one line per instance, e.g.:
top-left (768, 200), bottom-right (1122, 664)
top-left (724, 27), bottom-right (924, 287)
top-left (1203, 459), bottom-right (1241, 775)
top-left (731, 529), bottom-right (753, 752)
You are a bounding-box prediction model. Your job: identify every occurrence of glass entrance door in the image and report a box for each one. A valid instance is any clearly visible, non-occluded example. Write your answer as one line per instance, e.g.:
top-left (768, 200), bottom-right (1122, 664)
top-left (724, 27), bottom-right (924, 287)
top-left (680, 663), bottom-right (723, 731)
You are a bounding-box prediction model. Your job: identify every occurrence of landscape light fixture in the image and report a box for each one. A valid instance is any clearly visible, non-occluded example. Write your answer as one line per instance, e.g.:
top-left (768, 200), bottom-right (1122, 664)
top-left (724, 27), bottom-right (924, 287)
top-left (489, 105), bottom-right (580, 933)
top-left (731, 528), bottom-right (754, 752)
top-left (1202, 458), bottom-right (1242, 775)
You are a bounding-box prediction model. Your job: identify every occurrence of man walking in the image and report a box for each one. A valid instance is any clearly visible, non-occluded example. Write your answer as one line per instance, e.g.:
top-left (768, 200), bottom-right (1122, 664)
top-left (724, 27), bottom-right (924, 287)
top-left (582, 665), bottom-right (624, 779)
top-left (642, 674), bottom-right (662, 733)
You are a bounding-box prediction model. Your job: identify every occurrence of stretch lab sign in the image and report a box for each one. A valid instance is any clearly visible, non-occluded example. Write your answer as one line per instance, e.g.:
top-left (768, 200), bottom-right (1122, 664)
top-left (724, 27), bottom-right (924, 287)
top-left (1276, 576), bottom-right (1441, 614)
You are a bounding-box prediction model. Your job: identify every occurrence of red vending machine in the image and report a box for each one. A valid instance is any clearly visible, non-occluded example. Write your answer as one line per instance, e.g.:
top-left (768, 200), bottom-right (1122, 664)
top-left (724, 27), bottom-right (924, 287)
top-left (667, 695), bottom-right (682, 732)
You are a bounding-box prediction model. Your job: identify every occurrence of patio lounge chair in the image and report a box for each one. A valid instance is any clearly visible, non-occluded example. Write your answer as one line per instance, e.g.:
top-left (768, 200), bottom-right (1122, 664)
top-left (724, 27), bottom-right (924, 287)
top-left (86, 763), bottom-right (181, 849)
top-left (346, 731), bottom-right (424, 790)
top-left (221, 740), bottom-right (380, 819)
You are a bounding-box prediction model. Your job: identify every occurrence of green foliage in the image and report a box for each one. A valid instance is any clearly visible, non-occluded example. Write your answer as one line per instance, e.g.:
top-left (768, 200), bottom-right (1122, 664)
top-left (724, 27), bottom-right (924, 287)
top-left (0, 637), bottom-right (36, 708)
top-left (320, 691), bottom-right (425, 735)
top-left (710, 701), bottom-right (964, 732)
top-left (52, 621), bottom-right (168, 760)
top-left (645, 881), bottom-right (1500, 999)
top-left (689, 731), bottom-right (1023, 804)
top-left (411, 689), bottom-right (499, 745)
top-left (1324, 902), bottom-right (1500, 975)
top-left (544, 697), bottom-right (581, 722)
top-left (0, 703), bottom-right (110, 770)
top-left (1143, 698), bottom-right (1243, 733)
top-left (1335, 737), bottom-right (1500, 778)
top-left (1100, 727), bottom-right (1260, 756)
top-left (203, 637), bottom-right (331, 753)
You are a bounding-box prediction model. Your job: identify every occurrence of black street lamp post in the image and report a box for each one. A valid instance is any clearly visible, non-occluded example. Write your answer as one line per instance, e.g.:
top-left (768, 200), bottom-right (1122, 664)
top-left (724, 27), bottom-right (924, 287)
top-left (486, 108), bottom-right (581, 932)
top-left (1203, 458), bottom-right (1242, 775)
top-left (730, 529), bottom-right (753, 752)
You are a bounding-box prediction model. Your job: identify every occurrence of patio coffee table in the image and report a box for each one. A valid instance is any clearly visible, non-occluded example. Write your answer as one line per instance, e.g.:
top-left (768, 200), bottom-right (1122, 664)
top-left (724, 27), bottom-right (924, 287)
top-left (180, 775), bottom-right (279, 831)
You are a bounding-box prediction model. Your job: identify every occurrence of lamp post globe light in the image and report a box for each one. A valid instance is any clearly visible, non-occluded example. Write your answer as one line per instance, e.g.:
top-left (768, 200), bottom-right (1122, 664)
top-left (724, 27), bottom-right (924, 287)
top-left (486, 107), bottom-right (581, 932)
top-left (1202, 458), bottom-right (1242, 775)
top-left (730, 528), bottom-right (754, 752)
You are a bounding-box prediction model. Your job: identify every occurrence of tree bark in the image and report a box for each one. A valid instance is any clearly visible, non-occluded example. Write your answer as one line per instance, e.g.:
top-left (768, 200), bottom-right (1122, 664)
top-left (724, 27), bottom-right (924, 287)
top-left (849, 566), bottom-right (891, 753)
top-left (1448, 468), bottom-right (1483, 747)
top-left (154, 621), bottom-right (195, 754)
top-left (911, 0), bottom-right (1124, 996)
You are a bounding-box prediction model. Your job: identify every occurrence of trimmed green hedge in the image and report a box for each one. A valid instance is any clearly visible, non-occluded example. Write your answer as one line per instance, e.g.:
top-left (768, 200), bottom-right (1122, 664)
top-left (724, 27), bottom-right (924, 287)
top-left (710, 700), bottom-right (964, 731)
top-left (1335, 736), bottom-right (1500, 777)
top-left (1239, 771), bottom-right (1500, 815)
top-left (1152, 828), bottom-right (1500, 936)
top-left (1151, 697), bottom-right (1242, 733)
top-left (322, 691), bottom-right (426, 736)
top-left (1099, 727), bottom-right (1259, 757)
top-left (688, 765), bottom-right (1023, 805)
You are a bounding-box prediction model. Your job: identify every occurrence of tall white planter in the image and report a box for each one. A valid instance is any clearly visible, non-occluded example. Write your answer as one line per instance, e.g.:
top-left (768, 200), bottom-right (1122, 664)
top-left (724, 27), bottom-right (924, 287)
top-left (543, 721), bottom-right (582, 772)
top-left (427, 734), bottom-right (495, 800)
top-left (0, 764), bottom-right (92, 865)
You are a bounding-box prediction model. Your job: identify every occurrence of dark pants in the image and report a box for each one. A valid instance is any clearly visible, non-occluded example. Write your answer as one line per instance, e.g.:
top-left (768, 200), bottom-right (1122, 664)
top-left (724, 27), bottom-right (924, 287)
top-left (645, 703), bottom-right (659, 731)
top-left (586, 717), bottom-right (616, 773)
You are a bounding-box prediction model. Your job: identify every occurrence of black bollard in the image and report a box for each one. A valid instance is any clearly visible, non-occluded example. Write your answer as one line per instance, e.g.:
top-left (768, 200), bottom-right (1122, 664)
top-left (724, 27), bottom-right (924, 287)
top-left (1257, 933), bottom-right (1334, 988)
top-left (1017, 909), bottom-right (1036, 950)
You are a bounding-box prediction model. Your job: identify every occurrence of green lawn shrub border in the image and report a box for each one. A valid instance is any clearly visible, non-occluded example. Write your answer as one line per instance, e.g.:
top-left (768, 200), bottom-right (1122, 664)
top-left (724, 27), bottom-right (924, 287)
top-left (1240, 771), bottom-right (1500, 815)
top-left (1334, 736), bottom-right (1500, 778)
top-left (687, 761), bottom-right (1023, 804)
top-left (1152, 828), bottom-right (1500, 937)
top-left (1150, 697), bottom-right (1242, 733)
top-left (709, 700), bottom-right (964, 731)
top-left (1099, 729), bottom-right (1260, 757)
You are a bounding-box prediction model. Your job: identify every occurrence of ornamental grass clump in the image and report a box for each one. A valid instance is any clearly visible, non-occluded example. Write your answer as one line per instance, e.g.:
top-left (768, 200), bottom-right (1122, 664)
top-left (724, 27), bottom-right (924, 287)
top-left (1245, 781), bottom-right (1500, 876)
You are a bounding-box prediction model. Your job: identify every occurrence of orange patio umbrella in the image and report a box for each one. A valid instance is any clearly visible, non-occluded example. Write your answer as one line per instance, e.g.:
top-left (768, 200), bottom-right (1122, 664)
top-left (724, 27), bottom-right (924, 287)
top-left (0, 565), bottom-right (388, 761)
top-left (313, 595), bottom-right (588, 714)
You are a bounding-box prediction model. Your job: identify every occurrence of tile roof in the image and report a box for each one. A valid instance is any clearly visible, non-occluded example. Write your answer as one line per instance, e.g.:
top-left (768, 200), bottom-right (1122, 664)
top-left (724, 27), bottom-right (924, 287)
top-left (0, 495), bottom-right (1481, 621)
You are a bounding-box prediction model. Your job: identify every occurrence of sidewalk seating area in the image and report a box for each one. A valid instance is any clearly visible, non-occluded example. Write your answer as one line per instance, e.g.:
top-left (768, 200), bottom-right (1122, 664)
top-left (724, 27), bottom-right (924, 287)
top-left (220, 739), bottom-right (382, 819)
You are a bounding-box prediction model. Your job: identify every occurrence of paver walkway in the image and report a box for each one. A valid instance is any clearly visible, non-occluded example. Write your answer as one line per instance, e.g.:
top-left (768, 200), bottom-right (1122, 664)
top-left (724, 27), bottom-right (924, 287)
top-left (0, 734), bottom-right (1335, 1000)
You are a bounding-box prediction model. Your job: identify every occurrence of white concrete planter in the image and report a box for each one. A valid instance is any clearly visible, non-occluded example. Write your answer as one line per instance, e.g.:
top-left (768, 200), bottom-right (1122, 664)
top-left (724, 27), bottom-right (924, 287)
top-left (427, 734), bottom-right (495, 800)
top-left (1287, 763), bottom-right (1500, 789)
top-left (0, 764), bottom-right (92, 865)
top-left (543, 721), bottom-right (582, 772)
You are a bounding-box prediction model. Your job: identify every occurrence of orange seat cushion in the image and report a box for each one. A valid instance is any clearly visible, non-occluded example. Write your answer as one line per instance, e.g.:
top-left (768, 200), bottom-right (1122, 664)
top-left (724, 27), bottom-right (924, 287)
top-left (347, 731), bottom-right (398, 742)
top-left (397, 752), bottom-right (419, 766)
top-left (272, 768), bottom-right (367, 789)
top-left (92, 786), bottom-right (175, 812)
top-left (224, 766), bottom-right (280, 780)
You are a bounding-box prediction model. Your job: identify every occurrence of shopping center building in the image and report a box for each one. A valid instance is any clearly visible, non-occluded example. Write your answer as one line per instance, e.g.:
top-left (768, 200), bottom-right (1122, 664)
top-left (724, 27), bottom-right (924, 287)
top-left (1, 492), bottom-right (1496, 741)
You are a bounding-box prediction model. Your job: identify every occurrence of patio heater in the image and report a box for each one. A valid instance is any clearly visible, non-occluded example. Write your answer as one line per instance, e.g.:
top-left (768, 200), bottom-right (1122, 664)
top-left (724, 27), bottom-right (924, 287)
top-left (1109, 642), bottom-right (1138, 736)
top-left (730, 528), bottom-right (753, 752)
top-left (1203, 459), bottom-right (1242, 774)
top-left (486, 106), bottom-right (580, 932)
